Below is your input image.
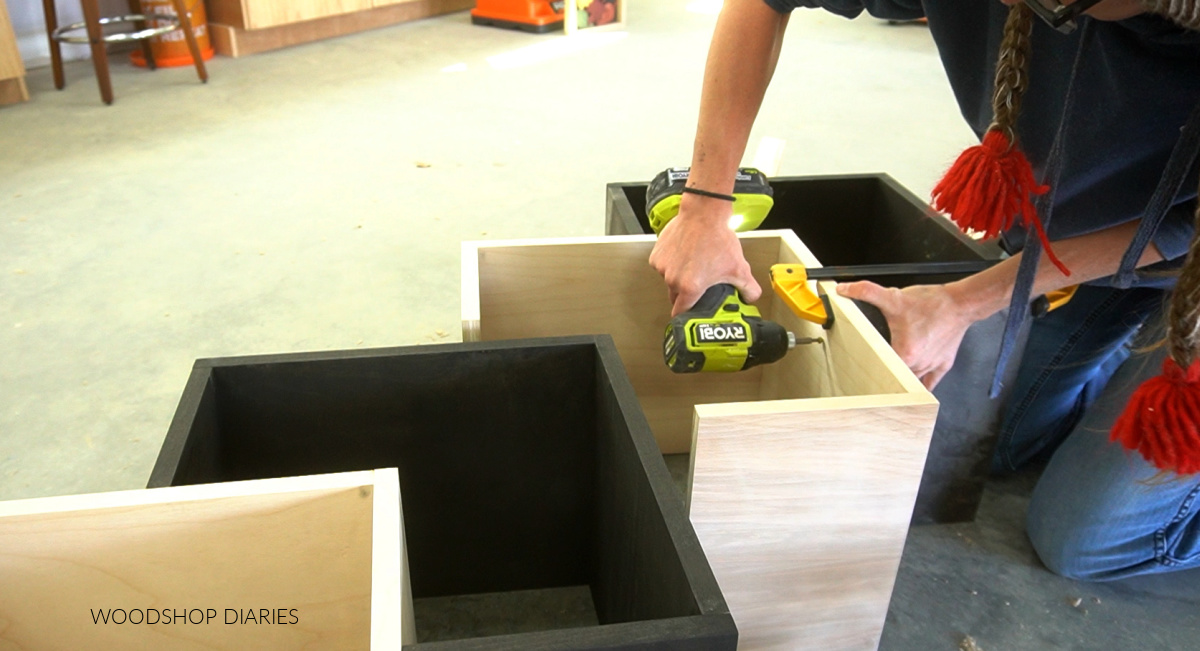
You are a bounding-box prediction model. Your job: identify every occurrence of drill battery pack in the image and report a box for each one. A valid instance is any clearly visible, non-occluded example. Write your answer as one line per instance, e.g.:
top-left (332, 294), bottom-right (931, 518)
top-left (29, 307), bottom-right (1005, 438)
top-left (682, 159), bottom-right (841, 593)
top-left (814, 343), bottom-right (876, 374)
top-left (471, 0), bottom-right (565, 33)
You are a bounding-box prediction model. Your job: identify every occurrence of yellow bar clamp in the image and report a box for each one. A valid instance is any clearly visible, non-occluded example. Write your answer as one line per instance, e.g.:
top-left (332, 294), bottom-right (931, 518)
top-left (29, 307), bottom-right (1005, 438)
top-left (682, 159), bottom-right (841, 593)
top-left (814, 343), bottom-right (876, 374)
top-left (769, 264), bottom-right (833, 329)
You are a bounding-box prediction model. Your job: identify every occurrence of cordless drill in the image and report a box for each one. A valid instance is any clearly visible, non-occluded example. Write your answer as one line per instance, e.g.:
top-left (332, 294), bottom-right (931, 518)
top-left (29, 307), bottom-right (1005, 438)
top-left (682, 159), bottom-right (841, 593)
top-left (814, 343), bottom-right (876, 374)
top-left (663, 283), bottom-right (797, 373)
top-left (649, 167), bottom-right (799, 374)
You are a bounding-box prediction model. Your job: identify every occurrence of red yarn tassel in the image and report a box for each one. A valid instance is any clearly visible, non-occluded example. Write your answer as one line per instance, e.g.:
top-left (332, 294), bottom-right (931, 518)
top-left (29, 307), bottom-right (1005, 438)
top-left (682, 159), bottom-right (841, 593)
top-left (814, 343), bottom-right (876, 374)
top-left (932, 129), bottom-right (1070, 276)
top-left (1111, 358), bottom-right (1200, 475)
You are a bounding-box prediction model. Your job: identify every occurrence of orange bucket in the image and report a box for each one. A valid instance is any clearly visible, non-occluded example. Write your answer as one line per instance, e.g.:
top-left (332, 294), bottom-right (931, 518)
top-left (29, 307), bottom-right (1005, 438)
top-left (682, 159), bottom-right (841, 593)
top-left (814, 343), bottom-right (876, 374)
top-left (130, 0), bottom-right (215, 68)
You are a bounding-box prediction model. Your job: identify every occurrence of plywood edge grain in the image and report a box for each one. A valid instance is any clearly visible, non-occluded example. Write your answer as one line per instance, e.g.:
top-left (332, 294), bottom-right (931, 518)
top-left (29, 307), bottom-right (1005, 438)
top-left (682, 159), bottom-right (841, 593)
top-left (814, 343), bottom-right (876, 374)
top-left (209, 0), bottom-right (473, 58)
top-left (468, 233), bottom-right (656, 250)
top-left (0, 469), bottom-right (381, 518)
top-left (461, 241), bottom-right (482, 341)
top-left (370, 468), bottom-right (412, 647)
top-left (694, 392), bottom-right (938, 419)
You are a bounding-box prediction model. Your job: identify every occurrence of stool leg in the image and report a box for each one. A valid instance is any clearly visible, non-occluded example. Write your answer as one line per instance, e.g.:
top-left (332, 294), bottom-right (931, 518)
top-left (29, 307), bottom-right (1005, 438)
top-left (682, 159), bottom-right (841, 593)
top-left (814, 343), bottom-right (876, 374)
top-left (127, 0), bottom-right (157, 70)
top-left (79, 0), bottom-right (113, 104)
top-left (171, 0), bottom-right (207, 83)
top-left (40, 0), bottom-right (65, 89)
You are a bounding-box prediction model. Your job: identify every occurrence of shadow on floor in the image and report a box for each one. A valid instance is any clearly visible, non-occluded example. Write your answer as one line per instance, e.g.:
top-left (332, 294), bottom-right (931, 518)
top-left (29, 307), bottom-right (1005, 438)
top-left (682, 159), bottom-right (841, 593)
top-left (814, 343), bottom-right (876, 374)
top-left (882, 470), bottom-right (1200, 650)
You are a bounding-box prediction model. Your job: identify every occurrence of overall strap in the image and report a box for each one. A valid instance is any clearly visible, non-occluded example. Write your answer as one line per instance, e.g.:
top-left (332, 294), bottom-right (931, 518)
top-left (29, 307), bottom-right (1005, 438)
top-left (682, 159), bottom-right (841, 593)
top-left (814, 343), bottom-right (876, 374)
top-left (990, 20), bottom-right (1095, 398)
top-left (1113, 100), bottom-right (1200, 289)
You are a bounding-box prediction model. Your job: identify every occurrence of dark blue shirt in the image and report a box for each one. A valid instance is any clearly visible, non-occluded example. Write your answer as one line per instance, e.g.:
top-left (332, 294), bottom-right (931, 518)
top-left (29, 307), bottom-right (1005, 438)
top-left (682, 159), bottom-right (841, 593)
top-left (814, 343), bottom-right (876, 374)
top-left (765, 0), bottom-right (1200, 286)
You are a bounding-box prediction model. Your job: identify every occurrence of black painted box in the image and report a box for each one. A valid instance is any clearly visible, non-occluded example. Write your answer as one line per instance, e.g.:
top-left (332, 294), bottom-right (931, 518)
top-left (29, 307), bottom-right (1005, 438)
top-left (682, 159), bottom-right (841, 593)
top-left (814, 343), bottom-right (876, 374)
top-left (606, 173), bottom-right (1000, 287)
top-left (149, 336), bottom-right (737, 650)
top-left (606, 174), bottom-right (1009, 525)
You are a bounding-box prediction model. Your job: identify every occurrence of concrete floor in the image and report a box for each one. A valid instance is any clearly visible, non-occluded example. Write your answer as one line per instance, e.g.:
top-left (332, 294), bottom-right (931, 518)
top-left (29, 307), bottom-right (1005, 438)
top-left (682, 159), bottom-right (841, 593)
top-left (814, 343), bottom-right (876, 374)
top-left (1, 3), bottom-right (1196, 649)
top-left (1, 3), bottom-right (972, 502)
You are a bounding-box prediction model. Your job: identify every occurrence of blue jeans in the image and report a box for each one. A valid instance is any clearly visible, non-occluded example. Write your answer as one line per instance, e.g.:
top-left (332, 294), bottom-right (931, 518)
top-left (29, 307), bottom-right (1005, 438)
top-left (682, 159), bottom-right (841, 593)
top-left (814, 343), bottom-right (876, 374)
top-left (993, 284), bottom-right (1200, 580)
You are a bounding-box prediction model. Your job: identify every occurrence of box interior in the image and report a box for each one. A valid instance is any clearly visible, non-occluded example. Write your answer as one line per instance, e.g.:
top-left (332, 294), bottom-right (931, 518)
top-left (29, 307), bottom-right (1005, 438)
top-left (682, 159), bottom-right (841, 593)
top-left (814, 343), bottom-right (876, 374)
top-left (159, 343), bottom-right (705, 643)
top-left (466, 233), bottom-right (918, 453)
top-left (615, 175), bottom-right (995, 286)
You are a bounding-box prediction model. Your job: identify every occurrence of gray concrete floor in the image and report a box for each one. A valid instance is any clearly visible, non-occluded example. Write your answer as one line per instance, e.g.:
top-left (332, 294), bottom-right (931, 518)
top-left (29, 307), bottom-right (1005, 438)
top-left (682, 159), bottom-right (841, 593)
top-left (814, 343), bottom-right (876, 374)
top-left (1, 3), bottom-right (1195, 649)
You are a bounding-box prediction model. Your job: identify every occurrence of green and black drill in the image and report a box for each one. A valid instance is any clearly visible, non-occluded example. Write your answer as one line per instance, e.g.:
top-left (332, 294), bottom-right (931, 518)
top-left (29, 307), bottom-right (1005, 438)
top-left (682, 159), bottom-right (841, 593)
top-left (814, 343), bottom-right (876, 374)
top-left (662, 283), bottom-right (798, 373)
top-left (649, 167), bottom-right (816, 374)
top-left (648, 166), bottom-right (1076, 375)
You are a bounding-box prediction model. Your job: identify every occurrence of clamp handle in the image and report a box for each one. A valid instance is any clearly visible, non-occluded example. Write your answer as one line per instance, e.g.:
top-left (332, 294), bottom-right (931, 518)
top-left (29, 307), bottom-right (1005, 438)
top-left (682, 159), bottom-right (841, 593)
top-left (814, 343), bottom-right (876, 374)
top-left (769, 264), bottom-right (834, 329)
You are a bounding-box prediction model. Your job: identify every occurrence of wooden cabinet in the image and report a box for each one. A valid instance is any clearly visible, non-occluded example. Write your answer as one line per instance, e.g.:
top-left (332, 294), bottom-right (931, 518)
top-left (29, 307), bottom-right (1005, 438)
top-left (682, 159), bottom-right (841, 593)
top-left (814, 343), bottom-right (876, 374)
top-left (207, 0), bottom-right (474, 58)
top-left (209, 0), bottom-right (376, 31)
top-left (462, 231), bottom-right (939, 650)
top-left (0, 0), bottom-right (28, 105)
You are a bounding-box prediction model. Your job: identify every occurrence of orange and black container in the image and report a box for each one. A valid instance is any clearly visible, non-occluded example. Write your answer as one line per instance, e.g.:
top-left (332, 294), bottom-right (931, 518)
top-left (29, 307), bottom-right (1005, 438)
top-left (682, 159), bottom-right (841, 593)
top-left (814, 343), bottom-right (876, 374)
top-left (471, 0), bottom-right (564, 33)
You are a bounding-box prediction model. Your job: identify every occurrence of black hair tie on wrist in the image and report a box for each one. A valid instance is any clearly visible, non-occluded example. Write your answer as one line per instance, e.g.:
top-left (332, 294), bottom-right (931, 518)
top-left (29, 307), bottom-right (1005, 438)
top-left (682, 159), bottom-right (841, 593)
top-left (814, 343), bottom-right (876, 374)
top-left (681, 186), bottom-right (736, 202)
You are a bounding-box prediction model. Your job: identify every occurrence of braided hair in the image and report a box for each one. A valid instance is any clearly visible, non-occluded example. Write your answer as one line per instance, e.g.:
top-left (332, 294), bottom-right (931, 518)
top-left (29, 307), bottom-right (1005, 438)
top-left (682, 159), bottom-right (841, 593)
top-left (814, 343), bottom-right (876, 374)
top-left (1106, 1), bottom-right (1200, 473)
top-left (946, 2), bottom-right (1200, 473)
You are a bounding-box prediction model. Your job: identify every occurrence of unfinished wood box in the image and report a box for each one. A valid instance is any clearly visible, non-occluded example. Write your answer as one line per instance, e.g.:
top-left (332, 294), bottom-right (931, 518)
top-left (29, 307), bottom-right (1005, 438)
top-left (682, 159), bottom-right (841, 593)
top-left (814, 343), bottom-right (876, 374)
top-left (608, 174), bottom-right (1008, 524)
top-left (462, 231), bottom-right (939, 650)
top-left (0, 469), bottom-right (409, 649)
top-left (150, 337), bottom-right (737, 650)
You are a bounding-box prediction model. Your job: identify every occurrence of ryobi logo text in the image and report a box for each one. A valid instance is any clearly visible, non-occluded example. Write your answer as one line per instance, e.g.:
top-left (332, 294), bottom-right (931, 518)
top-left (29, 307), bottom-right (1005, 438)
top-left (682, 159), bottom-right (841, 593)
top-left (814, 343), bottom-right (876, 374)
top-left (694, 322), bottom-right (748, 344)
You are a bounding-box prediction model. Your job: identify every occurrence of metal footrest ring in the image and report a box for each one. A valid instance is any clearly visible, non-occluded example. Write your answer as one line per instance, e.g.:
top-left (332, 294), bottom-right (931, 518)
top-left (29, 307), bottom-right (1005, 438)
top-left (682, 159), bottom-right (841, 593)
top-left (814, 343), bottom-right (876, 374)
top-left (51, 14), bottom-right (180, 45)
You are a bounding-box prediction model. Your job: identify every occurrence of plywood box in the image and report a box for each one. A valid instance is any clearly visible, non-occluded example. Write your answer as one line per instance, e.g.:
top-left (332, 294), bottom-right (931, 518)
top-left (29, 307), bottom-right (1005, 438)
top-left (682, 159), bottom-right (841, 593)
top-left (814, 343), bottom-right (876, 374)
top-left (607, 174), bottom-right (1009, 524)
top-left (462, 231), bottom-right (939, 650)
top-left (0, 469), bottom-right (409, 649)
top-left (150, 337), bottom-right (737, 650)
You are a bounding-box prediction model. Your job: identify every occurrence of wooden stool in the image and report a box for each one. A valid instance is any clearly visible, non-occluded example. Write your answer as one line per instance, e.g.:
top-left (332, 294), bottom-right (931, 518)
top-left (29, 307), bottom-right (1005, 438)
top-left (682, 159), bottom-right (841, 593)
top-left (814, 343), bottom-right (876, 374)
top-left (41, 0), bottom-right (207, 105)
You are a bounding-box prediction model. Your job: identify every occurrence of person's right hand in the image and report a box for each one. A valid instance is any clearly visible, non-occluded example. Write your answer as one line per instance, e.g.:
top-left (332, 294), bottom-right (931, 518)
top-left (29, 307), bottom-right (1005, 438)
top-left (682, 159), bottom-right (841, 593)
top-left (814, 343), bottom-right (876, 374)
top-left (648, 194), bottom-right (762, 316)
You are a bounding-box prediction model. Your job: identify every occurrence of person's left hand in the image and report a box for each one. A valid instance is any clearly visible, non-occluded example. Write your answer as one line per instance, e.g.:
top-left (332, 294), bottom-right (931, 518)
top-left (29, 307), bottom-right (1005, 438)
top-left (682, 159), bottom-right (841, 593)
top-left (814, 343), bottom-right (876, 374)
top-left (835, 281), bottom-right (977, 391)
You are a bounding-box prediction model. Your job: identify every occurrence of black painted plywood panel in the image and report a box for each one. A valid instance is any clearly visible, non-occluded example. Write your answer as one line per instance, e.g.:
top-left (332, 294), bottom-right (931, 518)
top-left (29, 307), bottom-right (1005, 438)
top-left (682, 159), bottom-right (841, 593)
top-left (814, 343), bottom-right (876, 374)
top-left (151, 336), bottom-right (736, 650)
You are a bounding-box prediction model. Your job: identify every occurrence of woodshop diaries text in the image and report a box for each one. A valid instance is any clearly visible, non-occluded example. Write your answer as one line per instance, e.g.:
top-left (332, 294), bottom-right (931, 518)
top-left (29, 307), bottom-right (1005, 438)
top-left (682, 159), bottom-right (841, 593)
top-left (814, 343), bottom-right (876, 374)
top-left (90, 608), bottom-right (299, 625)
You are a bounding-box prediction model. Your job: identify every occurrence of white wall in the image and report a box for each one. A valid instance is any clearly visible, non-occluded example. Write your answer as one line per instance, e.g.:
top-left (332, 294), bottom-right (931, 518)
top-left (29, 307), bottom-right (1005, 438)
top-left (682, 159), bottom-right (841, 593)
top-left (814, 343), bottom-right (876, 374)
top-left (9, 0), bottom-right (131, 68)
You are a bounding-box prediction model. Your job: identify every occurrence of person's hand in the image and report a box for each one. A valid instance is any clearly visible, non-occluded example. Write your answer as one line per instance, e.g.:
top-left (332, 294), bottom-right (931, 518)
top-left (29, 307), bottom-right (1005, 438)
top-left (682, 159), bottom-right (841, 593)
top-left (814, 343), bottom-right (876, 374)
top-left (836, 281), bottom-right (977, 391)
top-left (648, 195), bottom-right (762, 316)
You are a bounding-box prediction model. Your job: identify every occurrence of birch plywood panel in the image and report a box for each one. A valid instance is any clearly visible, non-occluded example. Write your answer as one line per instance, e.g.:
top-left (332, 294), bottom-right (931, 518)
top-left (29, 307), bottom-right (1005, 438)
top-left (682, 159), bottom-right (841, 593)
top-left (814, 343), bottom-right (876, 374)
top-left (462, 232), bottom-right (931, 454)
top-left (0, 469), bottom-right (408, 650)
top-left (688, 398), bottom-right (936, 650)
